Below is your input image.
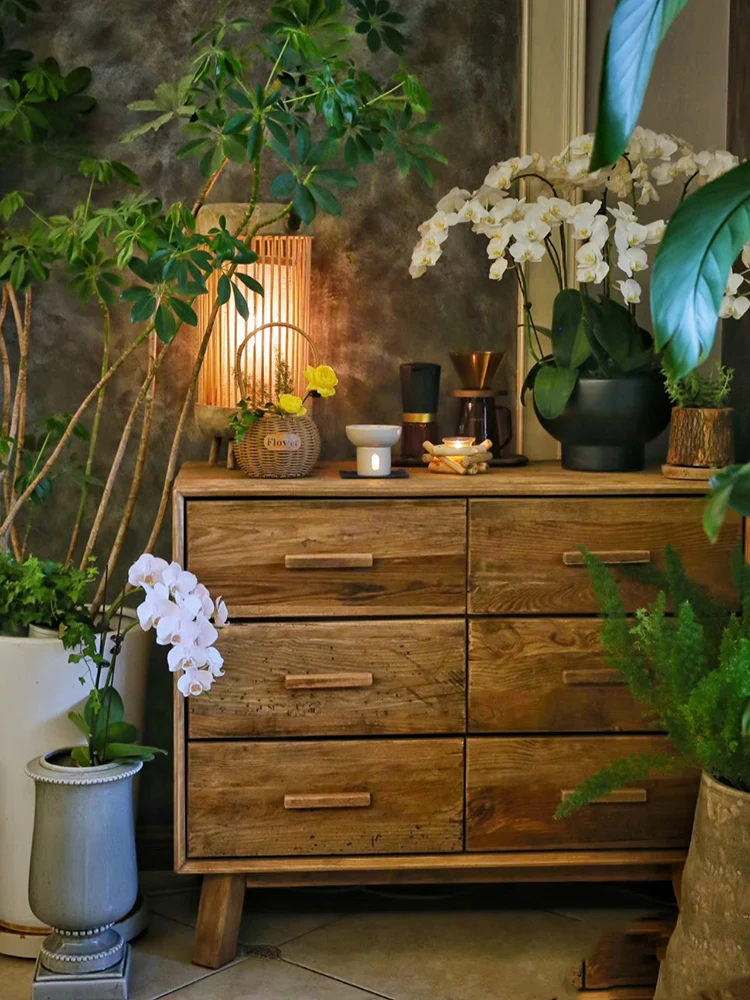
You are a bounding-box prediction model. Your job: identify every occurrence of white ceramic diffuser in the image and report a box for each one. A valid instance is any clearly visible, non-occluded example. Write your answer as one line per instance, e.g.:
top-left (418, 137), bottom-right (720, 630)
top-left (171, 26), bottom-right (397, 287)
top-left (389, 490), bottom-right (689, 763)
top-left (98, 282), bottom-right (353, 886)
top-left (346, 425), bottom-right (402, 477)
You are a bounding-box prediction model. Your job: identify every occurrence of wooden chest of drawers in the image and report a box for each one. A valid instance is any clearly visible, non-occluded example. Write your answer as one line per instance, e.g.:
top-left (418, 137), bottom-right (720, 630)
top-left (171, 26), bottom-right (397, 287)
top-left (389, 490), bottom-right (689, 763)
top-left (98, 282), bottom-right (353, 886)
top-left (173, 461), bottom-right (743, 968)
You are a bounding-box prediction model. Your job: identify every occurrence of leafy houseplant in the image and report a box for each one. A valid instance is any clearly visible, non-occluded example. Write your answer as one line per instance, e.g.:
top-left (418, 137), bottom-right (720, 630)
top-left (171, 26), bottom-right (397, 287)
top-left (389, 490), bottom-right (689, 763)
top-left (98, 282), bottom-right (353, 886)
top-left (664, 364), bottom-right (735, 475)
top-left (410, 129), bottom-right (747, 470)
top-left (588, 0), bottom-right (750, 532)
top-left (556, 545), bottom-right (750, 999)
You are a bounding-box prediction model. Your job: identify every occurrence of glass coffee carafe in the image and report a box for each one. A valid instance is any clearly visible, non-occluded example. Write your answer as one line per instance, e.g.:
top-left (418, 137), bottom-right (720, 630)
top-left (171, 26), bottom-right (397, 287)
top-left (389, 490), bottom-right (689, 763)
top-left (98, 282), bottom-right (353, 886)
top-left (448, 351), bottom-right (512, 455)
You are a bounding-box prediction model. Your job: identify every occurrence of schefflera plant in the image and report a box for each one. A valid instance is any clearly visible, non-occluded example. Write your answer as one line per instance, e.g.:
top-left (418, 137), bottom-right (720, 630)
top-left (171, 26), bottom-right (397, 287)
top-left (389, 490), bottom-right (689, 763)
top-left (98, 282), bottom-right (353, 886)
top-left (0, 0), bottom-right (444, 613)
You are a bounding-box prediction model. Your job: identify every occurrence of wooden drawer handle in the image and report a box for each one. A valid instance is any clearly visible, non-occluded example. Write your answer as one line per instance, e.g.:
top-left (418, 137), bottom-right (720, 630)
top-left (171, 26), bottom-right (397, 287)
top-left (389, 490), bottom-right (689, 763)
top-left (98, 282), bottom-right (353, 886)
top-left (285, 672), bottom-right (374, 690)
top-left (560, 788), bottom-right (648, 805)
top-left (562, 668), bottom-right (625, 687)
top-left (284, 792), bottom-right (372, 810)
top-left (284, 553), bottom-right (374, 570)
top-left (563, 549), bottom-right (651, 566)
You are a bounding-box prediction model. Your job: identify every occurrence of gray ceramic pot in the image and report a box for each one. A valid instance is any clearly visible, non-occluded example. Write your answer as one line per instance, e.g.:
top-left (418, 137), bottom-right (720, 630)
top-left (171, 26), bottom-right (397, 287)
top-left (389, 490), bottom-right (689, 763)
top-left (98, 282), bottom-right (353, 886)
top-left (26, 750), bottom-right (143, 975)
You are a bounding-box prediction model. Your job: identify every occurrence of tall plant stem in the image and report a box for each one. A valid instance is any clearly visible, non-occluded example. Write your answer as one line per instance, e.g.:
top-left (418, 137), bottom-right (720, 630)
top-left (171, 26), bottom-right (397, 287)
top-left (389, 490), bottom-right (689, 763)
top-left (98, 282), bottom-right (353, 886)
top-left (0, 328), bottom-right (151, 544)
top-left (94, 333), bottom-right (158, 606)
top-left (80, 336), bottom-right (171, 571)
top-left (66, 298), bottom-right (111, 568)
top-left (0, 287), bottom-right (11, 438)
top-left (141, 201), bottom-right (292, 558)
top-left (544, 237), bottom-right (564, 291)
top-left (191, 159), bottom-right (228, 217)
top-left (10, 287), bottom-right (31, 502)
top-left (4, 287), bottom-right (28, 559)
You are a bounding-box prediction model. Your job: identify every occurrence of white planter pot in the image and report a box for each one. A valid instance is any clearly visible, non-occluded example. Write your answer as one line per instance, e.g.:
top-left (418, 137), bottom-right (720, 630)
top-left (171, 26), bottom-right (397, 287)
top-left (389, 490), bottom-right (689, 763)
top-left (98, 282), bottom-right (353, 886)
top-left (0, 613), bottom-right (150, 958)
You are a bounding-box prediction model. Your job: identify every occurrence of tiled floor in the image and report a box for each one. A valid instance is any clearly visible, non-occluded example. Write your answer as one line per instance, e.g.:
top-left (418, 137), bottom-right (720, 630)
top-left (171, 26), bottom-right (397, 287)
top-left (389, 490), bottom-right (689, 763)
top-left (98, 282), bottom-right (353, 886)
top-left (1, 878), bottom-right (673, 1000)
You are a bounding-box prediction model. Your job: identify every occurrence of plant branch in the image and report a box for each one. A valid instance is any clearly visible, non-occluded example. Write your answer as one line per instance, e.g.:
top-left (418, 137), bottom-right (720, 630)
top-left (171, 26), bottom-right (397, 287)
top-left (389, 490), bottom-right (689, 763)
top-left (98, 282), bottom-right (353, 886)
top-left (0, 327), bottom-right (151, 544)
top-left (80, 336), bottom-right (171, 571)
top-left (94, 333), bottom-right (158, 606)
top-left (66, 297), bottom-right (111, 568)
top-left (191, 158), bottom-right (229, 217)
top-left (0, 287), bottom-right (11, 439)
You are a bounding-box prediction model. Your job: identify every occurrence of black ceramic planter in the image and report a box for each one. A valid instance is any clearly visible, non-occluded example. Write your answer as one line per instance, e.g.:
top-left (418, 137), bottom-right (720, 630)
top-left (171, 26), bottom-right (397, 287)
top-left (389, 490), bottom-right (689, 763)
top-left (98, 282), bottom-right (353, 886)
top-left (534, 373), bottom-right (671, 472)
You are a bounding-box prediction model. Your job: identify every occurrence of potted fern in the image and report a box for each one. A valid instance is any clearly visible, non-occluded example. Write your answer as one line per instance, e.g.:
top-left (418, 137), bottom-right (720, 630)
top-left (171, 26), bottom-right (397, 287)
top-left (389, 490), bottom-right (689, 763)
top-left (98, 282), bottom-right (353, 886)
top-left (663, 363), bottom-right (734, 480)
top-left (558, 547), bottom-right (750, 999)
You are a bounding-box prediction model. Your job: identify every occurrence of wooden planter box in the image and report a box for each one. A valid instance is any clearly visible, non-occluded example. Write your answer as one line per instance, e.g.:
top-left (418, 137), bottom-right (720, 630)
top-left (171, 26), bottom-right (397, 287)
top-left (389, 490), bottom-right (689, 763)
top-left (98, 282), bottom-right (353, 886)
top-left (664, 408), bottom-right (733, 480)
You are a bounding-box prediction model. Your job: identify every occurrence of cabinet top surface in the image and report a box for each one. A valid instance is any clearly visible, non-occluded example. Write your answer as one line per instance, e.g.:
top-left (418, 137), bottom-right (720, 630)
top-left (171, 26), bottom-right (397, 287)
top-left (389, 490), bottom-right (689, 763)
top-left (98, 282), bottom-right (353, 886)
top-left (175, 461), bottom-right (711, 499)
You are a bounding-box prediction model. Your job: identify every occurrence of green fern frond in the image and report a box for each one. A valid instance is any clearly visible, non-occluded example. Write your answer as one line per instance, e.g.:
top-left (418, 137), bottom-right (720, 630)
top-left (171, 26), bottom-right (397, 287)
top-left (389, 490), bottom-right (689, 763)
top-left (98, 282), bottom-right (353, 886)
top-left (555, 754), bottom-right (680, 819)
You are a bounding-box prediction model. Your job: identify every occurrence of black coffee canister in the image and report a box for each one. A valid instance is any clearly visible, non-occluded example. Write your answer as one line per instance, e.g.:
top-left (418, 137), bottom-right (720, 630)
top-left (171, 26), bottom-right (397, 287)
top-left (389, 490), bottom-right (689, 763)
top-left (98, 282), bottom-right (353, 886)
top-left (400, 362), bottom-right (441, 460)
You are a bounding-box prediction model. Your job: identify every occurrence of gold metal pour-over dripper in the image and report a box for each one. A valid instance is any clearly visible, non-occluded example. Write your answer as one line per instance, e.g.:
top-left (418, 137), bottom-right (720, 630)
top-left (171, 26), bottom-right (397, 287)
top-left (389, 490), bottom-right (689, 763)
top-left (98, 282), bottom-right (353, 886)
top-left (449, 351), bottom-right (505, 389)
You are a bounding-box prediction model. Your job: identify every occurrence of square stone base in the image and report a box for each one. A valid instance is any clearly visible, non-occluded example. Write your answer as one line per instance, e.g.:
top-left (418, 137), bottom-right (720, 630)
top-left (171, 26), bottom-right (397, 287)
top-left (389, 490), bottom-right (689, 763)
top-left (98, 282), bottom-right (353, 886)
top-left (32, 945), bottom-right (131, 1000)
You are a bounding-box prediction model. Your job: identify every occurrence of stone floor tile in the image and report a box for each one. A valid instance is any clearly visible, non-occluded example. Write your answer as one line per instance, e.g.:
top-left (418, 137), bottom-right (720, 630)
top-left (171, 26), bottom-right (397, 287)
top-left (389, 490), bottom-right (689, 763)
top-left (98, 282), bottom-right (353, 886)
top-left (148, 886), bottom-right (352, 949)
top-left (0, 952), bottom-right (35, 1000)
top-left (281, 905), bottom-right (641, 1000)
top-left (164, 956), bottom-right (385, 999)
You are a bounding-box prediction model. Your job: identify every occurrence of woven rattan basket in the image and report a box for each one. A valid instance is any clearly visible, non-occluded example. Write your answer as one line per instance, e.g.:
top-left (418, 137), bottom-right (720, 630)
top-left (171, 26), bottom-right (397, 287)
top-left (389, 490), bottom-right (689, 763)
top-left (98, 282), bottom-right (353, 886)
top-left (233, 322), bottom-right (322, 479)
top-left (234, 413), bottom-right (321, 478)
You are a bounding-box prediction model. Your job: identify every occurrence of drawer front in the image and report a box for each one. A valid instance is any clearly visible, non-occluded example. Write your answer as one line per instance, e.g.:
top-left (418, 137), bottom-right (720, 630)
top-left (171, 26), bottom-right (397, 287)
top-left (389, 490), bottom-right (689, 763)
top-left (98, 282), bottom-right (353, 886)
top-left (188, 739), bottom-right (464, 857)
top-left (466, 736), bottom-right (698, 851)
top-left (468, 497), bottom-right (741, 614)
top-left (469, 618), bottom-right (659, 734)
top-left (186, 499), bottom-right (466, 617)
top-left (189, 619), bottom-right (467, 738)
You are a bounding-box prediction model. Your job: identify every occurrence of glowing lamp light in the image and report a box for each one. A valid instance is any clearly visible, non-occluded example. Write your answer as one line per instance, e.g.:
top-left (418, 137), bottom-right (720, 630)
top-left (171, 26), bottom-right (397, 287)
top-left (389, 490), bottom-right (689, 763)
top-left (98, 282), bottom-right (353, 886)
top-left (345, 425), bottom-right (402, 478)
top-left (194, 204), bottom-right (314, 461)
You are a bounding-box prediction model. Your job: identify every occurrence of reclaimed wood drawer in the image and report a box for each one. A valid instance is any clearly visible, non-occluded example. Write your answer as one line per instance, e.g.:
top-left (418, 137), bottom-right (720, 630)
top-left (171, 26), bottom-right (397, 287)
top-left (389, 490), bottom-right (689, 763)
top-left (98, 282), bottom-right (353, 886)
top-left (468, 497), bottom-right (741, 614)
top-left (189, 619), bottom-right (467, 738)
top-left (468, 618), bottom-right (659, 733)
top-left (187, 739), bottom-right (464, 857)
top-left (186, 499), bottom-right (466, 617)
top-left (466, 736), bottom-right (698, 851)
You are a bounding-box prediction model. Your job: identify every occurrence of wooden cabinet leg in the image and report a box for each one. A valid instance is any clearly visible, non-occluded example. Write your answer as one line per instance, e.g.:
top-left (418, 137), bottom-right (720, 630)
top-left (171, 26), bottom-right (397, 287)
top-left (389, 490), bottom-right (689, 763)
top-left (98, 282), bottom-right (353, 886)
top-left (192, 874), bottom-right (246, 969)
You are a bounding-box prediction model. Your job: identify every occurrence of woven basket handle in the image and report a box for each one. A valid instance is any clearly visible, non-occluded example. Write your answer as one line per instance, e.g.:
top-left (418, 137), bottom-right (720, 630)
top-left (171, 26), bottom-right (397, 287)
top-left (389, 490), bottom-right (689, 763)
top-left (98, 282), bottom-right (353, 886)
top-left (235, 322), bottom-right (320, 401)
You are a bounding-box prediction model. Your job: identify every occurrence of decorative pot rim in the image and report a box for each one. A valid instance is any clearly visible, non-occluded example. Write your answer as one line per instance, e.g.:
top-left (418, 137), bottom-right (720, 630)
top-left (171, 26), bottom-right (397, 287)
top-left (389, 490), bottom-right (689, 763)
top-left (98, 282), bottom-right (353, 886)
top-left (26, 750), bottom-right (143, 786)
top-left (670, 405), bottom-right (734, 413)
top-left (702, 770), bottom-right (750, 802)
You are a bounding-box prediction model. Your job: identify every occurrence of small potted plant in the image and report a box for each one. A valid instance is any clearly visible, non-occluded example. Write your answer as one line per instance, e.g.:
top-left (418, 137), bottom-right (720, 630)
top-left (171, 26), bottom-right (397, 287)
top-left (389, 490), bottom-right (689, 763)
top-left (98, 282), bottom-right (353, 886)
top-left (26, 554), bottom-right (228, 976)
top-left (230, 334), bottom-right (338, 479)
top-left (663, 363), bottom-right (734, 479)
top-left (557, 548), bottom-right (750, 998)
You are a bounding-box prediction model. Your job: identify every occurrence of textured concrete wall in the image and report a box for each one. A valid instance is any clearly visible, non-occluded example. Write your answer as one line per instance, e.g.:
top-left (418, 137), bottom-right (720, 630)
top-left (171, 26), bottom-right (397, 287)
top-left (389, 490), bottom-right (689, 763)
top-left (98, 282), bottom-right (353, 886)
top-left (10, 1), bottom-right (521, 837)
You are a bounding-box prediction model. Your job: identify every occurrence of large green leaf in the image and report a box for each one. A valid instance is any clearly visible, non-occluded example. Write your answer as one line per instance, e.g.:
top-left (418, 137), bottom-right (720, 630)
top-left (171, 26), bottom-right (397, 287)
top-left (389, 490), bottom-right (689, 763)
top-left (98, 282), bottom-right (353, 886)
top-left (533, 364), bottom-right (579, 420)
top-left (704, 464), bottom-right (750, 542)
top-left (652, 162), bottom-right (750, 378)
top-left (590, 0), bottom-right (690, 170)
top-left (551, 289), bottom-right (590, 369)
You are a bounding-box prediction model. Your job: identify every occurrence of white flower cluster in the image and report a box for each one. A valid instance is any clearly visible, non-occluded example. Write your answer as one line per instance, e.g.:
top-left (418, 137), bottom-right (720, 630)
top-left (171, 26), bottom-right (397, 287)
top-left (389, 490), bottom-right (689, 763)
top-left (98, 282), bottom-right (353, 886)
top-left (411, 127), bottom-right (750, 316)
top-left (128, 554), bottom-right (229, 698)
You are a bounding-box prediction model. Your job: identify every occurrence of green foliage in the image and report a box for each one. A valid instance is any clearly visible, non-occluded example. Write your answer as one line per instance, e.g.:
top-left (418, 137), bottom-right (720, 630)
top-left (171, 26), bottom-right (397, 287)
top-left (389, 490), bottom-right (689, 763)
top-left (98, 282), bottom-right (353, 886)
top-left (556, 546), bottom-right (750, 818)
top-left (0, 552), bottom-right (97, 634)
top-left (590, 0), bottom-right (690, 170)
top-left (527, 288), bottom-right (657, 419)
top-left (651, 161), bottom-right (750, 378)
top-left (64, 611), bottom-right (166, 766)
top-left (665, 363), bottom-right (733, 409)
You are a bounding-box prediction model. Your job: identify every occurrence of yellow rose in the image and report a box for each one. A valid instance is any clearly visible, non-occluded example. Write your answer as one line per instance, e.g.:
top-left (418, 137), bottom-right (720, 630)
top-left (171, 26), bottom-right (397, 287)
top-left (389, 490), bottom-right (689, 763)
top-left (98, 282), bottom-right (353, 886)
top-left (304, 364), bottom-right (338, 398)
top-left (278, 393), bottom-right (306, 416)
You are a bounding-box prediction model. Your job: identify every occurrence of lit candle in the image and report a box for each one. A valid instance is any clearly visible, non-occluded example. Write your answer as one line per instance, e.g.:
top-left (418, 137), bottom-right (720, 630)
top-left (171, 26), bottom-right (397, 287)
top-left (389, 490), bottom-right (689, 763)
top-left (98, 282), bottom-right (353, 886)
top-left (442, 436), bottom-right (475, 450)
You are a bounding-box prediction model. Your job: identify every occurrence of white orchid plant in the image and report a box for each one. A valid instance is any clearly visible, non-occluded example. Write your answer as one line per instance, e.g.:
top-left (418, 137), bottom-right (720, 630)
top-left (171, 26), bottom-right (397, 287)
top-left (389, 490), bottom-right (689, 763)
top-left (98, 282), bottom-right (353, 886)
top-left (65, 553), bottom-right (228, 767)
top-left (411, 127), bottom-right (750, 419)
